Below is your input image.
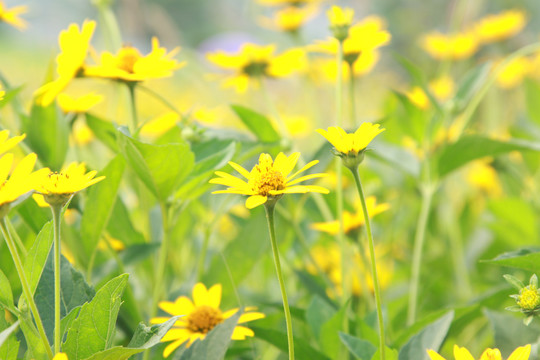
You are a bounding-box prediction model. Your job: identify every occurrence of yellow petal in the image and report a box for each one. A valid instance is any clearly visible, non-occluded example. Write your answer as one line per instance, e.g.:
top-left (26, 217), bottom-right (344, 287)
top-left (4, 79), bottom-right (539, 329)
top-left (206, 283), bottom-right (222, 309)
top-left (508, 345), bottom-right (532, 360)
top-left (192, 282), bottom-right (211, 307)
top-left (245, 195), bottom-right (267, 209)
top-left (453, 345), bottom-right (475, 360)
top-left (163, 337), bottom-right (189, 358)
top-left (238, 312), bottom-right (265, 323)
top-left (231, 325), bottom-right (255, 340)
top-left (426, 349), bottom-right (447, 360)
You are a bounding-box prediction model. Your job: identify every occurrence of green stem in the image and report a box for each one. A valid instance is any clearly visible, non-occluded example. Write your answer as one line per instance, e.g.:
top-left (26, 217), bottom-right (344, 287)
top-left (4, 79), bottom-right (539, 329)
top-left (150, 202), bottom-right (170, 318)
top-left (0, 219), bottom-right (53, 359)
top-left (264, 202), bottom-right (294, 360)
top-left (349, 168), bottom-right (386, 360)
top-left (50, 205), bottom-right (63, 355)
top-left (406, 185), bottom-right (434, 325)
top-left (127, 83), bottom-right (138, 135)
top-left (348, 64), bottom-right (356, 126)
top-left (6, 218), bottom-right (27, 258)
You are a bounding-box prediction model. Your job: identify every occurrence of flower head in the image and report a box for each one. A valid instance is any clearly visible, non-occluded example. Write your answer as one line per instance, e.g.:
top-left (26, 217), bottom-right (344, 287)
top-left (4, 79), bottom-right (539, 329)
top-left (57, 93), bottom-right (103, 113)
top-left (421, 31), bottom-right (478, 60)
top-left (257, 0), bottom-right (322, 6)
top-left (260, 5), bottom-right (318, 33)
top-left (406, 75), bottom-right (455, 110)
top-left (207, 43), bottom-right (306, 93)
top-left (427, 344), bottom-right (531, 360)
top-left (506, 274), bottom-right (540, 325)
top-left (84, 38), bottom-right (184, 83)
top-left (150, 283), bottom-right (265, 358)
top-left (0, 130), bottom-right (25, 156)
top-left (327, 6), bottom-right (353, 41)
top-left (53, 353), bottom-right (68, 360)
top-left (474, 9), bottom-right (526, 45)
top-left (210, 152), bottom-right (328, 209)
top-left (34, 20), bottom-right (96, 106)
top-left (0, 1), bottom-right (27, 30)
top-left (36, 162), bottom-right (105, 207)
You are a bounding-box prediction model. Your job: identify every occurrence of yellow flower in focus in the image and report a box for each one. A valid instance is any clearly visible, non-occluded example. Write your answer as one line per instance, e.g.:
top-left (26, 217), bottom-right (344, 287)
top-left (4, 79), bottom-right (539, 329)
top-left (140, 112), bottom-right (179, 138)
top-left (474, 9), bottom-right (526, 45)
top-left (427, 344), bottom-right (531, 360)
top-left (0, 1), bottom-right (27, 30)
top-left (318, 123), bottom-right (385, 156)
top-left (0, 153), bottom-right (48, 217)
top-left (207, 43), bottom-right (307, 93)
top-left (36, 162), bottom-right (105, 206)
top-left (85, 38), bottom-right (184, 83)
top-left (311, 196), bottom-right (389, 235)
top-left (210, 152), bottom-right (328, 209)
top-left (466, 160), bottom-right (501, 197)
top-left (57, 93), bottom-right (103, 113)
top-left (150, 283), bottom-right (265, 357)
top-left (0, 130), bottom-right (25, 155)
top-left (406, 75), bottom-right (455, 109)
top-left (34, 20), bottom-right (96, 106)
top-left (53, 353), bottom-right (68, 360)
top-left (495, 57), bottom-right (531, 89)
top-left (260, 5), bottom-right (317, 32)
top-left (421, 31), bottom-right (478, 60)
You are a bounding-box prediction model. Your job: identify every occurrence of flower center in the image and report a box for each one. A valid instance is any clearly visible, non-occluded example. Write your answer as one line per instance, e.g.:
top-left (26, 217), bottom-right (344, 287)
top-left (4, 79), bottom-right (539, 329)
top-left (243, 61), bottom-right (269, 77)
top-left (518, 286), bottom-right (540, 310)
top-left (116, 46), bottom-right (142, 73)
top-left (249, 165), bottom-right (285, 196)
top-left (186, 305), bottom-right (224, 334)
top-left (482, 349), bottom-right (501, 360)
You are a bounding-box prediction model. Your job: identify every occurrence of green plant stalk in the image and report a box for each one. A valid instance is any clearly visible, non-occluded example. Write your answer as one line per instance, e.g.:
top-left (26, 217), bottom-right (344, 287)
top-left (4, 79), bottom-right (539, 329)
top-left (0, 219), bottom-right (53, 359)
top-left (150, 202), bottom-right (170, 318)
top-left (348, 64), bottom-right (357, 126)
top-left (264, 202), bottom-right (294, 360)
top-left (6, 217), bottom-right (27, 258)
top-left (127, 83), bottom-right (138, 135)
top-left (50, 204), bottom-right (63, 355)
top-left (349, 168), bottom-right (386, 360)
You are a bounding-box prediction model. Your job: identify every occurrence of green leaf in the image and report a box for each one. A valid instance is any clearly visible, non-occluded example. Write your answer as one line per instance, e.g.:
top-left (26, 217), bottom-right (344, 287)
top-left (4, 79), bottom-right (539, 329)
top-left (60, 306), bottom-right (81, 343)
top-left (297, 271), bottom-right (337, 311)
top-left (23, 221), bottom-right (53, 295)
top-left (488, 198), bottom-right (538, 246)
top-left (454, 63), bottom-right (491, 113)
top-left (85, 113), bottom-right (119, 152)
top-left (19, 315), bottom-right (48, 360)
top-left (23, 103), bottom-right (68, 170)
top-left (484, 310), bottom-right (540, 357)
top-left (80, 156), bottom-right (125, 258)
top-left (64, 274), bottom-right (128, 360)
top-left (82, 316), bottom-right (181, 360)
top-left (398, 311), bottom-right (454, 360)
top-left (0, 321), bottom-right (18, 349)
top-left (118, 130), bottom-right (195, 200)
top-left (231, 104), bottom-right (281, 143)
top-left (484, 248), bottom-right (540, 272)
top-left (34, 251), bottom-right (95, 344)
top-left (370, 142), bottom-right (420, 178)
top-left (106, 197), bottom-right (146, 245)
top-left (436, 136), bottom-right (540, 177)
top-left (15, 197), bottom-right (50, 234)
top-left (0, 86), bottom-right (23, 109)
top-left (0, 269), bottom-right (14, 311)
top-left (320, 301), bottom-right (348, 358)
top-left (252, 326), bottom-right (331, 360)
top-left (372, 347), bottom-right (398, 360)
top-left (339, 332), bottom-right (376, 360)
top-left (305, 295), bottom-right (338, 340)
top-left (0, 318), bottom-right (19, 360)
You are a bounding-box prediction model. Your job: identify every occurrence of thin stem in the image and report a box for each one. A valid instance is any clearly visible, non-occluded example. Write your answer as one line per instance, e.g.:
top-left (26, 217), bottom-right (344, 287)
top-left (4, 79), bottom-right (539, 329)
top-left (264, 203), bottom-right (294, 360)
top-left (348, 64), bottom-right (357, 127)
top-left (349, 168), bottom-right (386, 360)
top-left (6, 218), bottom-right (27, 258)
top-left (127, 83), bottom-right (138, 135)
top-left (0, 219), bottom-right (53, 359)
top-left (50, 205), bottom-right (63, 355)
top-left (150, 202), bottom-right (170, 318)
top-left (407, 185), bottom-right (434, 325)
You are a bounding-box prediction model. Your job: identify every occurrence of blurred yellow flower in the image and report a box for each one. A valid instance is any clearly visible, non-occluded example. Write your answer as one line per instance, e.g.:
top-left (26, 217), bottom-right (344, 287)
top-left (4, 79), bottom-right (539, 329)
top-left (466, 160), bottom-right (501, 196)
top-left (34, 20), bottom-right (96, 106)
top-left (0, 88), bottom-right (4, 101)
top-left (52, 353), bottom-right (68, 360)
top-left (317, 123), bottom-right (385, 156)
top-left (495, 57), bottom-right (531, 89)
top-left (427, 344), bottom-right (531, 360)
top-left (97, 235), bottom-right (125, 252)
top-left (0, 130), bottom-right (25, 155)
top-left (259, 5), bottom-right (317, 32)
top-left (57, 93), bottom-right (103, 113)
top-left (140, 112), bottom-right (179, 138)
top-left (421, 31), bottom-right (478, 60)
top-left (72, 122), bottom-right (94, 146)
top-left (474, 9), bottom-right (526, 45)
top-left (207, 43), bottom-right (306, 93)
top-left (406, 75), bottom-right (455, 109)
top-left (312, 196), bottom-right (389, 235)
top-left (0, 1), bottom-right (27, 30)
top-left (150, 283), bottom-right (265, 357)
top-left (85, 38), bottom-right (184, 83)
top-left (257, 0), bottom-right (322, 6)
top-left (327, 5), bottom-right (353, 27)
top-left (282, 114), bottom-right (311, 138)
top-left (210, 152), bottom-right (328, 209)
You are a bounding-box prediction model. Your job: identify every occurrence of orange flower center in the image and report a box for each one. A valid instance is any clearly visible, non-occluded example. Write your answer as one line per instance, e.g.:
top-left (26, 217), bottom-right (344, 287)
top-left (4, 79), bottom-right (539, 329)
top-left (186, 305), bottom-right (224, 334)
top-left (116, 46), bottom-right (142, 73)
top-left (249, 165), bottom-right (285, 196)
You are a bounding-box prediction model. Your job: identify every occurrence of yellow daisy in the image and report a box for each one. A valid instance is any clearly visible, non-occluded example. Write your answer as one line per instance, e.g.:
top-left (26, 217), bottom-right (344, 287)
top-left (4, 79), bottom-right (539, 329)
top-left (206, 43), bottom-right (306, 93)
top-left (406, 75), bottom-right (455, 109)
top-left (257, 0), bottom-right (322, 6)
top-left (495, 56), bottom-right (531, 89)
top-left (474, 9), bottom-right (526, 45)
top-left (84, 37), bottom-right (184, 83)
top-left (57, 92), bottom-right (103, 113)
top-left (317, 123), bottom-right (385, 156)
top-left (150, 283), bottom-right (265, 358)
top-left (210, 152), bottom-right (328, 209)
top-left (327, 5), bottom-right (353, 28)
top-left (0, 130), bottom-right (25, 155)
top-left (0, 1), bottom-right (27, 30)
top-left (34, 20), bottom-right (96, 106)
top-left (421, 31), bottom-right (478, 60)
top-left (259, 5), bottom-right (318, 33)
top-left (427, 344), bottom-right (531, 360)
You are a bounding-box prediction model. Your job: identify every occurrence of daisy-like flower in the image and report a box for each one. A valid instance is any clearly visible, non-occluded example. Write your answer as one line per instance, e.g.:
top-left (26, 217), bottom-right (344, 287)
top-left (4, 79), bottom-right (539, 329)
top-left (57, 92), bottom-right (103, 114)
top-left (406, 75), bottom-right (455, 110)
top-left (259, 5), bottom-right (318, 33)
top-left (150, 283), bottom-right (265, 358)
top-left (0, 153), bottom-right (48, 218)
top-left (34, 20), bottom-right (96, 106)
top-left (474, 9), bottom-right (526, 45)
top-left (311, 196), bottom-right (389, 235)
top-left (0, 1), bottom-right (27, 30)
top-left (84, 38), bottom-right (184, 83)
top-left (421, 31), bottom-right (478, 60)
top-left (210, 152), bottom-right (328, 209)
top-left (495, 57), bottom-right (531, 89)
top-left (327, 6), bottom-right (354, 41)
top-left (317, 123), bottom-right (385, 168)
top-left (36, 162), bottom-right (105, 207)
top-left (0, 130), bottom-right (26, 155)
top-left (207, 43), bottom-right (306, 93)
top-left (257, 0), bottom-right (322, 6)
top-left (427, 344), bottom-right (531, 360)
top-left (506, 274), bottom-right (540, 325)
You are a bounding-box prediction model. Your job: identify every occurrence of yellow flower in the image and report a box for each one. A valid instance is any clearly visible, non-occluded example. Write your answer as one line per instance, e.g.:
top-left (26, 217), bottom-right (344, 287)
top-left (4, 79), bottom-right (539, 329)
top-left (0, 130), bottom-right (25, 155)
top-left (36, 162), bottom-right (105, 206)
top-left (260, 5), bottom-right (318, 32)
top-left (140, 112), bottom-right (179, 138)
top-left (84, 37), bottom-right (184, 83)
top-left (474, 9), bottom-right (526, 45)
top-left (150, 283), bottom-right (265, 358)
top-left (327, 5), bottom-right (353, 27)
top-left (406, 75), bottom-right (455, 109)
top-left (0, 153), bottom-right (48, 217)
top-left (311, 196), bottom-right (389, 235)
top-left (97, 235), bottom-right (125, 252)
top-left (282, 114), bottom-right (311, 138)
top-left (34, 20), bottom-right (96, 106)
top-left (466, 160), bottom-right (501, 196)
top-left (421, 31), bottom-right (478, 60)
top-left (207, 43), bottom-right (307, 93)
top-left (495, 57), bottom-right (531, 89)
top-left (0, 1), bottom-right (27, 30)
top-left (427, 344), bottom-right (531, 360)
top-left (210, 152), bottom-right (328, 209)
top-left (317, 123), bottom-right (385, 156)
top-left (53, 353), bottom-right (68, 360)
top-left (257, 0), bottom-right (322, 6)
top-left (0, 86), bottom-right (4, 100)
top-left (57, 93), bottom-right (103, 113)
top-left (72, 122), bottom-right (95, 146)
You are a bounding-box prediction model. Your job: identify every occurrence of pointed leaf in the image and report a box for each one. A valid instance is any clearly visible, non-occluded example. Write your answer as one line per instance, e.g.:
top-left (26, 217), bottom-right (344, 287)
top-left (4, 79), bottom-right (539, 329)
top-left (23, 221), bottom-right (53, 295)
top-left (251, 326), bottom-right (330, 360)
top-left (85, 113), bottom-right (119, 152)
top-left (484, 248), bottom-right (540, 273)
top-left (231, 104), bottom-right (281, 143)
top-left (339, 332), bottom-right (376, 360)
top-left (0, 269), bottom-right (14, 311)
